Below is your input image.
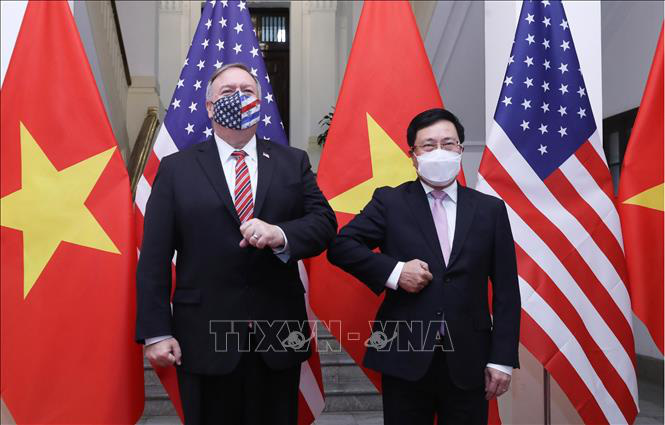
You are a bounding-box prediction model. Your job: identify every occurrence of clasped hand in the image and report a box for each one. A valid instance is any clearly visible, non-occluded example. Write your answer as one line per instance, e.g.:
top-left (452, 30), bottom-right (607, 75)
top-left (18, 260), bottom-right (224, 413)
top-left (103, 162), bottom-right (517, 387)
top-left (239, 218), bottom-right (285, 249)
top-left (398, 259), bottom-right (433, 293)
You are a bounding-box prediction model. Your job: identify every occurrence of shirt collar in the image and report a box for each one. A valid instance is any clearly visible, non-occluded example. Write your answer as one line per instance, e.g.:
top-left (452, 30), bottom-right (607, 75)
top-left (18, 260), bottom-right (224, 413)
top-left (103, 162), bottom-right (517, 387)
top-left (214, 133), bottom-right (257, 162)
top-left (420, 179), bottom-right (458, 204)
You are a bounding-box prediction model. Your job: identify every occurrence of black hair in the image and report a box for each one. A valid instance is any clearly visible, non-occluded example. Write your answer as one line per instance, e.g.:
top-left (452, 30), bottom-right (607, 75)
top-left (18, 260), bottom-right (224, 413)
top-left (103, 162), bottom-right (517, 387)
top-left (406, 108), bottom-right (465, 148)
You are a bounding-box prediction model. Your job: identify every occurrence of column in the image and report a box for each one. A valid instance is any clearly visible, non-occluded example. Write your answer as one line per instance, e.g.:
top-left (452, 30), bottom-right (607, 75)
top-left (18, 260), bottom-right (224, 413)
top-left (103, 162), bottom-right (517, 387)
top-left (290, 1), bottom-right (337, 170)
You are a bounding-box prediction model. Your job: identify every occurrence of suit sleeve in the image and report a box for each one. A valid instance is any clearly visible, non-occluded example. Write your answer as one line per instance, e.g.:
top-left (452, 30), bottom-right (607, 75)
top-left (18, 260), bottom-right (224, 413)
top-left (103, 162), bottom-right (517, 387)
top-left (327, 188), bottom-right (399, 295)
top-left (277, 151), bottom-right (337, 260)
top-left (135, 157), bottom-right (176, 343)
top-left (488, 200), bottom-right (521, 368)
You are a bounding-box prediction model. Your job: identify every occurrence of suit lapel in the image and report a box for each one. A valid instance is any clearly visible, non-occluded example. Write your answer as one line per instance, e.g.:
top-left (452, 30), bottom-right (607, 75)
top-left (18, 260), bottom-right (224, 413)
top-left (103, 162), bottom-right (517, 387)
top-left (254, 139), bottom-right (274, 218)
top-left (196, 138), bottom-right (240, 225)
top-left (405, 180), bottom-right (446, 266)
top-left (448, 185), bottom-right (477, 268)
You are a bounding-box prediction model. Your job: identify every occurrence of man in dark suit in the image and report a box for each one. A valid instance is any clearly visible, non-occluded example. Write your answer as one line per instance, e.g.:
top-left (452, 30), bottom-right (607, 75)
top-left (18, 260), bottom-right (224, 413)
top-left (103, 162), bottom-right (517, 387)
top-left (327, 108), bottom-right (520, 424)
top-left (136, 63), bottom-right (337, 424)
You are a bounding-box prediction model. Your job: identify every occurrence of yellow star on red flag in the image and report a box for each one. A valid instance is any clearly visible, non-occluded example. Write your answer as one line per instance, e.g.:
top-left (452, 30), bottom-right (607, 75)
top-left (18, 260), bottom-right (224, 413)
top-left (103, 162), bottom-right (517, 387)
top-left (622, 182), bottom-right (664, 212)
top-left (0, 122), bottom-right (119, 298)
top-left (329, 113), bottom-right (416, 215)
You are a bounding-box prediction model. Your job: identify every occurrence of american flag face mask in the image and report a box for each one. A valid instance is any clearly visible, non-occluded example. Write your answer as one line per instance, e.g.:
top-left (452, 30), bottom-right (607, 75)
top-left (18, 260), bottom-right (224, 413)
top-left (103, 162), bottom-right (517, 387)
top-left (212, 90), bottom-right (261, 130)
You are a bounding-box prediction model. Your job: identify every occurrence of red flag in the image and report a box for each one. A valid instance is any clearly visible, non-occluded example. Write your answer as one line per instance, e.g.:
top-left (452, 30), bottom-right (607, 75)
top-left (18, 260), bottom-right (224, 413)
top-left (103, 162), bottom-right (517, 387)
top-left (310, 0), bottom-right (443, 392)
top-left (0, 2), bottom-right (144, 423)
top-left (618, 25), bottom-right (664, 354)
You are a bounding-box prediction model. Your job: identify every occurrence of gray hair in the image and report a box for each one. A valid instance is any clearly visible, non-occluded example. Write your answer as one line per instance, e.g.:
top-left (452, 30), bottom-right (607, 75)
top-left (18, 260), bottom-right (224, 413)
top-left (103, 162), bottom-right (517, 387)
top-left (205, 62), bottom-right (262, 102)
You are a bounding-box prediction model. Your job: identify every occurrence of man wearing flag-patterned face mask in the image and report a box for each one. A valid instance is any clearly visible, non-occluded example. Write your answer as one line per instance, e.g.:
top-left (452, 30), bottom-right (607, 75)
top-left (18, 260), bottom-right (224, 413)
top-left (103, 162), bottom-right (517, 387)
top-left (212, 88), bottom-right (261, 130)
top-left (136, 63), bottom-right (337, 424)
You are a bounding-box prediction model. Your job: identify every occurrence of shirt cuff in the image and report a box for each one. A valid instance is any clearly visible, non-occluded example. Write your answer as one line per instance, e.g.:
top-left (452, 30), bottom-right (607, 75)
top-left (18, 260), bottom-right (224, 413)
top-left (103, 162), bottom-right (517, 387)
top-left (486, 363), bottom-right (513, 375)
top-left (385, 261), bottom-right (404, 290)
top-left (145, 335), bottom-right (172, 346)
top-left (272, 226), bottom-right (290, 263)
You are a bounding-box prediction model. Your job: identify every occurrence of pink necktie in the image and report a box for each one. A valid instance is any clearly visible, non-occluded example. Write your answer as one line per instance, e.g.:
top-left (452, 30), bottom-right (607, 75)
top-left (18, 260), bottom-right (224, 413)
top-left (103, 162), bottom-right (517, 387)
top-left (431, 190), bottom-right (451, 265)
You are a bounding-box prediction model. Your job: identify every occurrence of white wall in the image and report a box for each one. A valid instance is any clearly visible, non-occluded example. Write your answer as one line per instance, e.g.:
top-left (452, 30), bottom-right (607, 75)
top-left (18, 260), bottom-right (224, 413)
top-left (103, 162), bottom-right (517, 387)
top-left (601, 1), bottom-right (664, 118)
top-left (74, 2), bottom-right (131, 159)
top-left (157, 1), bottom-right (201, 118)
top-left (115, 1), bottom-right (158, 78)
top-left (425, 1), bottom-right (486, 187)
top-left (334, 0), bottom-right (362, 94)
top-left (290, 1), bottom-right (339, 169)
top-left (115, 1), bottom-right (162, 150)
top-left (1, 1), bottom-right (28, 86)
top-left (73, 2), bottom-right (112, 128)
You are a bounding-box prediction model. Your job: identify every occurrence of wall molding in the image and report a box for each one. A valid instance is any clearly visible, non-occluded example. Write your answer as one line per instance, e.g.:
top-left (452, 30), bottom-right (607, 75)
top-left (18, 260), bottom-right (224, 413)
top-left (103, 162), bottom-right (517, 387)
top-left (159, 1), bottom-right (183, 13)
top-left (84, 1), bottom-right (130, 160)
top-left (303, 1), bottom-right (337, 14)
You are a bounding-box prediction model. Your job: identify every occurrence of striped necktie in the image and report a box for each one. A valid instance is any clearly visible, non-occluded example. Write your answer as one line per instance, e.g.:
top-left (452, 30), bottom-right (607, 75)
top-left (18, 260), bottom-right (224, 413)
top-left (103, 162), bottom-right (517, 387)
top-left (231, 150), bottom-right (254, 223)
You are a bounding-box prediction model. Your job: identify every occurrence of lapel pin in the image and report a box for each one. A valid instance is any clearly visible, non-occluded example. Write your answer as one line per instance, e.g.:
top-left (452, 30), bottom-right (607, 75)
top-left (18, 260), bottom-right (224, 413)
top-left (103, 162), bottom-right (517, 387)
top-left (263, 152), bottom-right (270, 159)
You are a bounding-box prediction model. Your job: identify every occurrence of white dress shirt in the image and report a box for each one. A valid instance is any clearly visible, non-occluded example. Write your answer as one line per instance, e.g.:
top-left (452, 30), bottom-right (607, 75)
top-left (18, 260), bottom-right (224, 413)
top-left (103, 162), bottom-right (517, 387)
top-left (385, 180), bottom-right (457, 289)
top-left (213, 133), bottom-right (289, 259)
top-left (215, 134), bottom-right (259, 205)
top-left (384, 179), bottom-right (512, 376)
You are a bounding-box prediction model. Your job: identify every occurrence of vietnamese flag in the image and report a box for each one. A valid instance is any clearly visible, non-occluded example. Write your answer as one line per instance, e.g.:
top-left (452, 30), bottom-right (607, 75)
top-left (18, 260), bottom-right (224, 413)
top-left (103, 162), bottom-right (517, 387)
top-left (310, 0), bottom-right (444, 391)
top-left (1, 1), bottom-right (144, 423)
top-left (618, 25), bottom-right (664, 355)
top-left (308, 2), bottom-right (506, 423)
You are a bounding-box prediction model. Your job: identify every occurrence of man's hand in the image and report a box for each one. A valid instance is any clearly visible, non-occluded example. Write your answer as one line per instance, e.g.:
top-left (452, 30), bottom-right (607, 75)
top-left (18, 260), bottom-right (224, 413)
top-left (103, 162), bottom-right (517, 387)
top-left (485, 367), bottom-right (511, 400)
top-left (239, 218), bottom-right (285, 249)
top-left (397, 259), bottom-right (433, 293)
top-left (145, 337), bottom-right (182, 367)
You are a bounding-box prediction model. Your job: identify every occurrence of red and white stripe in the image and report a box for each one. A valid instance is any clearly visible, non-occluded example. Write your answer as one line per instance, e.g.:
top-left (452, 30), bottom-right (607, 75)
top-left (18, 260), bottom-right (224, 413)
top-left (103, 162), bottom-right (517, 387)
top-left (232, 151), bottom-right (254, 223)
top-left (135, 125), bottom-right (325, 423)
top-left (476, 122), bottom-right (638, 424)
top-left (241, 96), bottom-right (260, 115)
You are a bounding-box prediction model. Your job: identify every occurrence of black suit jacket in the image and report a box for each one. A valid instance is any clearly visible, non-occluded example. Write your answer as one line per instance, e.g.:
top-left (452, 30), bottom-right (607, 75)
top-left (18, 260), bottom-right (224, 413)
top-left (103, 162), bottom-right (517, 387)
top-left (136, 137), bottom-right (336, 375)
top-left (327, 180), bottom-right (520, 389)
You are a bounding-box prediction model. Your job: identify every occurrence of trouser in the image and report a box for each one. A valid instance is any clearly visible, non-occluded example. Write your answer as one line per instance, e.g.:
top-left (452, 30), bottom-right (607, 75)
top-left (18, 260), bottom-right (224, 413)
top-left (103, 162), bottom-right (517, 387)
top-left (176, 333), bottom-right (300, 425)
top-left (381, 349), bottom-right (488, 425)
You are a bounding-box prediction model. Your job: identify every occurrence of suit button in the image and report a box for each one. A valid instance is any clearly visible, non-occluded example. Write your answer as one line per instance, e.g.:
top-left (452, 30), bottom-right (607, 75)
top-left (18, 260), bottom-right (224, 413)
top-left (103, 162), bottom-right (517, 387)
top-left (445, 277), bottom-right (451, 283)
top-left (435, 311), bottom-right (442, 317)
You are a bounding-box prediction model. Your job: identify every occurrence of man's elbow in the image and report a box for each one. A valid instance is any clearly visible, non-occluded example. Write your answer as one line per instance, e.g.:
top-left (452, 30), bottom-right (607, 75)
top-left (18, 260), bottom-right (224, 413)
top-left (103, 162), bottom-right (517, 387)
top-left (326, 233), bottom-right (347, 267)
top-left (323, 207), bottom-right (338, 238)
top-left (315, 210), bottom-right (337, 252)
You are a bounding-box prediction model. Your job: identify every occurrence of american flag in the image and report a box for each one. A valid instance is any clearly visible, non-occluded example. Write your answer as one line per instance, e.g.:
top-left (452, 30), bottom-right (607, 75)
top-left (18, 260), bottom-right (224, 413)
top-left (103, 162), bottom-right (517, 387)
top-left (476, 1), bottom-right (638, 423)
top-left (134, 1), bottom-right (325, 423)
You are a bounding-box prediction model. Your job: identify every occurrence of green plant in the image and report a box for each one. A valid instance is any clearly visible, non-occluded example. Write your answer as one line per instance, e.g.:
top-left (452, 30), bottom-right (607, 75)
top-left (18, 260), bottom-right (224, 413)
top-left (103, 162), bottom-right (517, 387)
top-left (316, 107), bottom-right (335, 146)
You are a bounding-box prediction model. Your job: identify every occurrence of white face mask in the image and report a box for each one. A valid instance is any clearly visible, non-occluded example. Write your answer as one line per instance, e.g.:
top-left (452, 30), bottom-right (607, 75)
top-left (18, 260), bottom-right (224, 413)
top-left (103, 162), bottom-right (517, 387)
top-left (415, 149), bottom-right (462, 186)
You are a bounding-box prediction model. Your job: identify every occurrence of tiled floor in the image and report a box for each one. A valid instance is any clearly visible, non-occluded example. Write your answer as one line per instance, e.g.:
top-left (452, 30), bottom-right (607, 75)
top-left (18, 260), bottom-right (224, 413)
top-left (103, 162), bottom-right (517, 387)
top-left (138, 416), bottom-right (182, 425)
top-left (313, 412), bottom-right (383, 425)
top-left (138, 375), bottom-right (663, 425)
top-left (138, 411), bottom-right (382, 425)
top-left (635, 377), bottom-right (664, 425)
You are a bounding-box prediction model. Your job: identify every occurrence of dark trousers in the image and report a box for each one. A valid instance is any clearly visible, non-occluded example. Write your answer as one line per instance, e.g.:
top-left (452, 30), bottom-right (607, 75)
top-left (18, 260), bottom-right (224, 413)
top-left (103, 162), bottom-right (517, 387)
top-left (176, 338), bottom-right (300, 425)
top-left (382, 349), bottom-right (488, 425)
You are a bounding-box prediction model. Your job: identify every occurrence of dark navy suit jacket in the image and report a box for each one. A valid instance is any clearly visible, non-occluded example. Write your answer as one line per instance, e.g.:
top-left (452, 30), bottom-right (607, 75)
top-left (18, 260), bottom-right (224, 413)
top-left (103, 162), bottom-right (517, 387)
top-left (136, 137), bottom-right (336, 375)
top-left (327, 180), bottom-right (520, 389)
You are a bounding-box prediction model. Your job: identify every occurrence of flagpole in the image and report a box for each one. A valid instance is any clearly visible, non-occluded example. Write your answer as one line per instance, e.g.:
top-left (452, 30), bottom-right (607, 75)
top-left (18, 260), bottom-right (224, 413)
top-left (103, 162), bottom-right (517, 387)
top-left (544, 369), bottom-right (551, 425)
